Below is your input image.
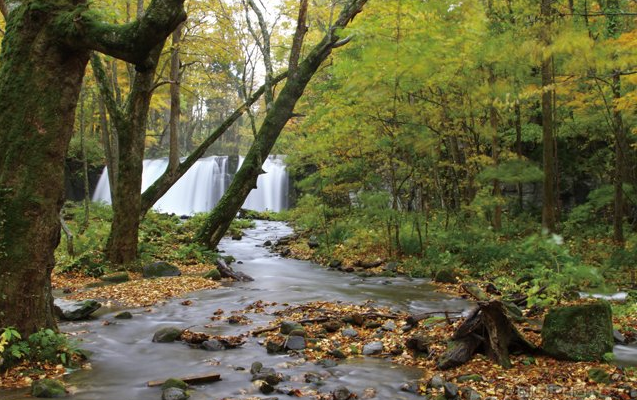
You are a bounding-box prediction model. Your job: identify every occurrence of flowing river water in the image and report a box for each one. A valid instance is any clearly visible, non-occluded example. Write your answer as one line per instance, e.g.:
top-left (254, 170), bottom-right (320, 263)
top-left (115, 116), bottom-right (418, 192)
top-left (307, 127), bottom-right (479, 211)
top-left (3, 220), bottom-right (637, 399)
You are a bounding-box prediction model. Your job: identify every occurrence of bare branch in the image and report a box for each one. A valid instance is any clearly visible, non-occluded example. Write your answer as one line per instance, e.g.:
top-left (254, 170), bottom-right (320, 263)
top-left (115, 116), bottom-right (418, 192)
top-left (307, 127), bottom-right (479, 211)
top-left (245, 0), bottom-right (274, 108)
top-left (333, 35), bottom-right (353, 48)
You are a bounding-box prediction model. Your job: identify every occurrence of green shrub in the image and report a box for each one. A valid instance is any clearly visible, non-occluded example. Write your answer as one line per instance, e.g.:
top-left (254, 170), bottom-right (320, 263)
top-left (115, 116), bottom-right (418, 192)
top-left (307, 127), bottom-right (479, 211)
top-left (1, 328), bottom-right (81, 370)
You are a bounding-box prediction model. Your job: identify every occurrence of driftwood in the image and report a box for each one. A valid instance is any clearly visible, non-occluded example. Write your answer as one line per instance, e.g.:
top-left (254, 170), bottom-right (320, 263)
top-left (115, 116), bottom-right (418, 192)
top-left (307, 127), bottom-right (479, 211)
top-left (406, 310), bottom-right (465, 326)
top-left (216, 259), bottom-right (254, 282)
top-left (437, 284), bottom-right (537, 370)
top-left (147, 373), bottom-right (221, 387)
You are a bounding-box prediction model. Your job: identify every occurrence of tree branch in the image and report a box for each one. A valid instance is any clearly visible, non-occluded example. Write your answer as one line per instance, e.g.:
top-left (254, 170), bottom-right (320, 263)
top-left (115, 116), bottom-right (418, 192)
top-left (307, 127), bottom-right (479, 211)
top-left (0, 0), bottom-right (7, 20)
top-left (288, 0), bottom-right (309, 73)
top-left (245, 0), bottom-right (274, 109)
top-left (91, 54), bottom-right (126, 128)
top-left (66, 0), bottom-right (186, 70)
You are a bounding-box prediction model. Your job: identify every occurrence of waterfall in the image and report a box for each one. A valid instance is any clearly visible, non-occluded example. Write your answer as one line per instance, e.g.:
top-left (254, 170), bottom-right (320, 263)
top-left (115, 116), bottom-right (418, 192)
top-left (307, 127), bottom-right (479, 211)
top-left (92, 155), bottom-right (289, 215)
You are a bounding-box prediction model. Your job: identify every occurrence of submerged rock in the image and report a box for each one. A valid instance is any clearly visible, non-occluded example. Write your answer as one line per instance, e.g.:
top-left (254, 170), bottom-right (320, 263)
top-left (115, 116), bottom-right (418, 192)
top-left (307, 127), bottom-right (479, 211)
top-left (333, 385), bottom-right (352, 400)
top-left (201, 339), bottom-right (225, 351)
top-left (31, 379), bottom-right (66, 398)
top-left (152, 327), bottom-right (183, 343)
top-left (114, 311), bottom-right (133, 319)
top-left (541, 301), bottom-right (613, 361)
top-left (61, 299), bottom-right (101, 321)
top-left (143, 261), bottom-right (181, 278)
top-left (162, 387), bottom-right (189, 400)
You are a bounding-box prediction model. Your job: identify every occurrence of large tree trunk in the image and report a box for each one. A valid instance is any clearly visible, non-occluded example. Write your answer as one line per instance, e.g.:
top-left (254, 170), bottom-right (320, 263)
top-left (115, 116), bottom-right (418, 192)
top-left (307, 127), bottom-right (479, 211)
top-left (195, 0), bottom-right (369, 249)
top-left (0, 0), bottom-right (185, 335)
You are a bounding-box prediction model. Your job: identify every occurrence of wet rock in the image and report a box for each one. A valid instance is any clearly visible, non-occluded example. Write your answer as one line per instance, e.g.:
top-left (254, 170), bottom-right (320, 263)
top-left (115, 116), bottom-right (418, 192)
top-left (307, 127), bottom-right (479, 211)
top-left (31, 379), bottom-right (66, 398)
top-left (305, 372), bottom-right (323, 384)
top-left (277, 386), bottom-right (298, 395)
top-left (253, 370), bottom-right (282, 386)
top-left (341, 328), bottom-right (359, 338)
top-left (114, 311), bottom-right (132, 319)
top-left (280, 248), bottom-right (292, 257)
top-left (385, 261), bottom-right (399, 272)
top-left (328, 349), bottom-right (347, 359)
top-left (143, 261), bottom-right (181, 278)
top-left (201, 339), bottom-right (225, 351)
top-left (362, 341), bottom-right (383, 355)
top-left (457, 374), bottom-right (482, 383)
top-left (317, 358), bottom-right (337, 368)
top-left (400, 381), bottom-right (420, 394)
top-left (152, 327), bottom-right (183, 343)
top-left (588, 368), bottom-right (611, 384)
top-left (382, 321), bottom-right (396, 331)
top-left (250, 362), bottom-right (263, 374)
top-left (434, 269), bottom-right (457, 284)
top-left (614, 329), bottom-right (627, 344)
top-left (322, 320), bottom-right (342, 332)
top-left (428, 375), bottom-right (445, 389)
top-left (162, 387), bottom-right (189, 400)
top-left (264, 240), bottom-right (272, 246)
top-left (231, 233), bottom-right (242, 240)
top-left (541, 301), bottom-right (613, 361)
top-left (100, 272), bottom-right (130, 283)
top-left (356, 259), bottom-right (383, 269)
top-left (329, 260), bottom-right (342, 269)
top-left (258, 381), bottom-right (275, 395)
top-left (161, 379), bottom-right (188, 390)
top-left (308, 236), bottom-right (320, 249)
top-left (333, 385), bottom-right (352, 400)
top-left (443, 382), bottom-right (459, 399)
top-left (461, 388), bottom-right (482, 400)
top-left (285, 335), bottom-right (306, 350)
top-left (406, 335), bottom-right (430, 352)
top-left (266, 339), bottom-right (284, 353)
top-left (280, 321), bottom-right (303, 334)
top-left (343, 313), bottom-right (365, 326)
top-left (203, 268), bottom-right (221, 280)
top-left (61, 299), bottom-right (101, 321)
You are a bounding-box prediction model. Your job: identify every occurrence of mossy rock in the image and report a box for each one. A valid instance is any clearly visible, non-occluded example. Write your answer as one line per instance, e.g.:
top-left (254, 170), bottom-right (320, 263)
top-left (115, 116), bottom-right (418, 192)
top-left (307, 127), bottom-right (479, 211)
top-left (433, 269), bottom-right (457, 284)
top-left (152, 327), bottom-right (183, 343)
top-left (541, 301), bottom-right (613, 361)
top-left (100, 272), bottom-right (130, 283)
top-left (587, 368), bottom-right (611, 384)
top-left (161, 378), bottom-right (188, 390)
top-left (31, 379), bottom-right (66, 398)
top-left (142, 261), bottom-right (181, 278)
top-left (203, 268), bottom-right (221, 281)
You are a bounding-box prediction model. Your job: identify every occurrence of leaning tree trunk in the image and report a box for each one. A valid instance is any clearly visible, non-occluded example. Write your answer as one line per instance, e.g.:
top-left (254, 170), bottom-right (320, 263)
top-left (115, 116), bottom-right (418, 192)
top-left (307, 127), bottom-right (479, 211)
top-left (0, 0), bottom-right (185, 335)
top-left (196, 0), bottom-right (368, 249)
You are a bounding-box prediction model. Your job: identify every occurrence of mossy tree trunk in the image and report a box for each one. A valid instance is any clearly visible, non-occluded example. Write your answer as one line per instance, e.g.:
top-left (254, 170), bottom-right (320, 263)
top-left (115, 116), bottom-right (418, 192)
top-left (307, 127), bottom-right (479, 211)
top-left (0, 0), bottom-right (185, 335)
top-left (196, 0), bottom-right (368, 249)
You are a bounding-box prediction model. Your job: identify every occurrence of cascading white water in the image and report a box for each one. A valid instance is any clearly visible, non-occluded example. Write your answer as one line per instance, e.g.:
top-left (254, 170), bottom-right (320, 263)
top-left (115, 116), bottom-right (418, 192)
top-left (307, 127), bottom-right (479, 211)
top-left (92, 155), bottom-right (289, 215)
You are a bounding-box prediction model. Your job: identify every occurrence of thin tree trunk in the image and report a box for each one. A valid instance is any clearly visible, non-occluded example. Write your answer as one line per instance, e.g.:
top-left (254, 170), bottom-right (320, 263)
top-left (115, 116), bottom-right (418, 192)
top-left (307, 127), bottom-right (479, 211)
top-left (541, 0), bottom-right (557, 232)
top-left (168, 23), bottom-right (182, 173)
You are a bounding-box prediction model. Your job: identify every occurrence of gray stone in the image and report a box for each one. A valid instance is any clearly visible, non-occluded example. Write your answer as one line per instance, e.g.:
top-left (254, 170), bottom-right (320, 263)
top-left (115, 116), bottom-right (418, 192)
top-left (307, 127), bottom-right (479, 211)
top-left (201, 339), bottom-right (225, 351)
top-left (31, 379), bottom-right (66, 398)
top-left (250, 361), bottom-right (263, 374)
top-left (162, 388), bottom-right (189, 400)
top-left (385, 262), bottom-right (399, 272)
top-left (266, 339), bottom-right (284, 353)
top-left (382, 321), bottom-right (396, 331)
top-left (333, 385), bottom-right (351, 400)
top-left (152, 327), bottom-right (183, 343)
top-left (285, 335), bottom-right (306, 350)
top-left (400, 381), bottom-right (419, 394)
top-left (362, 341), bottom-right (383, 355)
top-left (329, 349), bottom-right (347, 359)
top-left (61, 299), bottom-right (101, 321)
top-left (428, 375), bottom-right (445, 389)
top-left (541, 301), bottom-right (614, 361)
top-left (434, 269), bottom-right (457, 284)
top-left (317, 358), bottom-right (337, 368)
top-left (457, 374), bottom-right (482, 383)
top-left (322, 320), bottom-right (342, 332)
top-left (614, 329), bottom-right (627, 344)
top-left (443, 382), bottom-right (458, 399)
top-left (342, 328), bottom-right (359, 338)
top-left (143, 261), bottom-right (181, 278)
top-left (461, 388), bottom-right (482, 400)
top-left (253, 370), bottom-right (282, 386)
top-left (114, 311), bottom-right (132, 319)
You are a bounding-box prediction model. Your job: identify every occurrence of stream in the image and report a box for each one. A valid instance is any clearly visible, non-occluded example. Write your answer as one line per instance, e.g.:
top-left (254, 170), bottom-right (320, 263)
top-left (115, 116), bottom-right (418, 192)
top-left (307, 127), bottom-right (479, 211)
top-left (1, 221), bottom-right (471, 400)
top-left (3, 220), bottom-right (637, 399)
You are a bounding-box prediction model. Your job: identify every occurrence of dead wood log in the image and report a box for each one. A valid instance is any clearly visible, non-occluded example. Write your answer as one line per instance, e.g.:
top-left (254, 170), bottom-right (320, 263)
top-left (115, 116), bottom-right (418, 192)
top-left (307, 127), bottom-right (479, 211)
top-left (438, 299), bottom-right (537, 370)
top-left (216, 258), bottom-right (254, 282)
top-left (406, 310), bottom-right (465, 326)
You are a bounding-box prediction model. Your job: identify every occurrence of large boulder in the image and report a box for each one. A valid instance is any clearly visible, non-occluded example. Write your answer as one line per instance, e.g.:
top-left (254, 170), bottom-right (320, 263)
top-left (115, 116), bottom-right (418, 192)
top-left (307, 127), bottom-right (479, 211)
top-left (60, 300), bottom-right (101, 321)
top-left (142, 261), bottom-right (181, 278)
top-left (541, 301), bottom-right (614, 361)
top-left (31, 379), bottom-right (66, 398)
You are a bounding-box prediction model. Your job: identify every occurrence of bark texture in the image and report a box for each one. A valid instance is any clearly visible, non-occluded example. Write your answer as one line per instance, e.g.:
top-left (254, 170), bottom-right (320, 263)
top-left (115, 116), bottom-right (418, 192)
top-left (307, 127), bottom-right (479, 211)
top-left (0, 0), bottom-right (185, 335)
